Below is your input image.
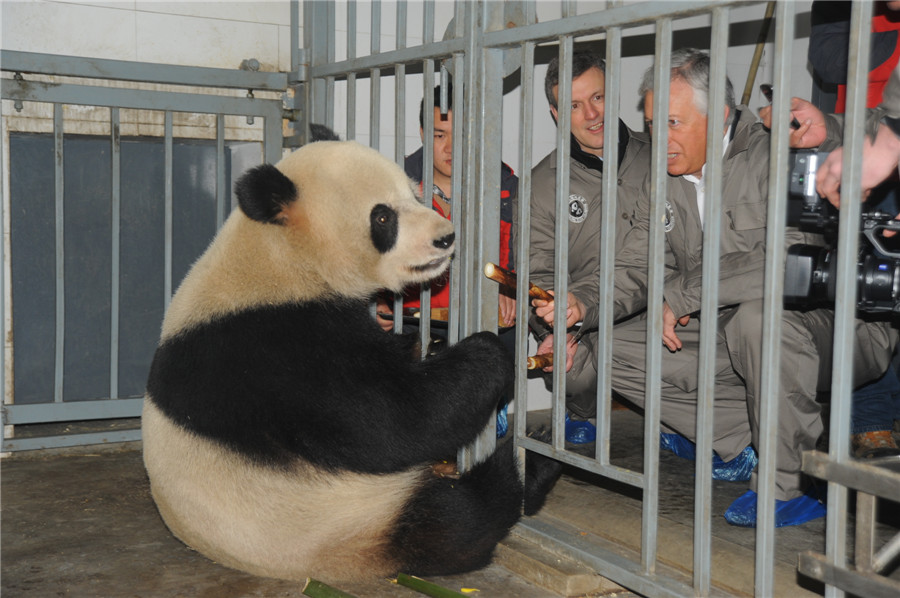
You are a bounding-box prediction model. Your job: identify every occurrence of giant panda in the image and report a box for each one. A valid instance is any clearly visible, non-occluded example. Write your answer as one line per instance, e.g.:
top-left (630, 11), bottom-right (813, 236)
top-left (141, 136), bottom-right (561, 583)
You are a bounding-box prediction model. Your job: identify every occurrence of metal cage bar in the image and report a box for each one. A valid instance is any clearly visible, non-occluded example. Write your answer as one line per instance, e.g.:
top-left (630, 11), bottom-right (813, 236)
top-left (693, 7), bottom-right (730, 593)
top-left (642, 18), bottom-right (672, 575)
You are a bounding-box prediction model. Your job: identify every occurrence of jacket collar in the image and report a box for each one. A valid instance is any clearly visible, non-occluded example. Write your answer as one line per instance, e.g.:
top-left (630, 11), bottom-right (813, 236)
top-left (724, 106), bottom-right (757, 160)
top-left (569, 118), bottom-right (631, 173)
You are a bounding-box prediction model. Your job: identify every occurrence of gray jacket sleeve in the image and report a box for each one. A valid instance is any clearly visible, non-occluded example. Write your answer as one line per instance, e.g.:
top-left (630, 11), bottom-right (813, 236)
top-left (878, 62), bottom-right (900, 119)
top-left (527, 155), bottom-right (603, 338)
top-left (527, 158), bottom-right (560, 339)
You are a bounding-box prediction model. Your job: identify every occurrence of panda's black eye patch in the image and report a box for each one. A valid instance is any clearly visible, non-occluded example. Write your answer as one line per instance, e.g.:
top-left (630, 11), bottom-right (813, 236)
top-left (370, 203), bottom-right (398, 254)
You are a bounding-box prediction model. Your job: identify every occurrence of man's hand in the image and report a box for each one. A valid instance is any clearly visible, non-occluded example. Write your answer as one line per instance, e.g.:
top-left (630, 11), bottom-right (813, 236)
top-left (498, 293), bottom-right (517, 327)
top-left (532, 291), bottom-right (585, 329)
top-left (816, 123), bottom-right (900, 210)
top-left (662, 302), bottom-right (690, 352)
top-left (375, 297), bottom-right (395, 332)
top-left (536, 333), bottom-right (578, 373)
top-left (758, 97), bottom-right (827, 148)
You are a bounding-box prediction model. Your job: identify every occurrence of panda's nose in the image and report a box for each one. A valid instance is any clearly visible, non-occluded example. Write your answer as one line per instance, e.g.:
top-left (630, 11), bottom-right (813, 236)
top-left (434, 232), bottom-right (455, 249)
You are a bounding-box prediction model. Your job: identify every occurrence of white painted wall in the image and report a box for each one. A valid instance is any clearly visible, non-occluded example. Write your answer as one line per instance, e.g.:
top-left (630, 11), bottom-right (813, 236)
top-left (2, 0), bottom-right (815, 170)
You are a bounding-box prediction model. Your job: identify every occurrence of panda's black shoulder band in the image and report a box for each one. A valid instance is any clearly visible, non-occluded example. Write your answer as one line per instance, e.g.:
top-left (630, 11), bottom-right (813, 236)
top-left (235, 163), bottom-right (298, 224)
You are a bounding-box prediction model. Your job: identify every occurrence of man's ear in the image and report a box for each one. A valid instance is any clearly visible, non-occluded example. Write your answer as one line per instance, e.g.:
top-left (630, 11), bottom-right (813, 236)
top-left (549, 105), bottom-right (559, 124)
top-left (723, 105), bottom-right (731, 132)
top-left (419, 127), bottom-right (425, 142)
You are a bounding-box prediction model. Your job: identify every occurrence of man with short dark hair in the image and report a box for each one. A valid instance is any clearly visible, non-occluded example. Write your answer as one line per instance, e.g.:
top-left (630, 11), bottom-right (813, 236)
top-left (376, 84), bottom-right (519, 331)
top-left (526, 50), bottom-right (651, 443)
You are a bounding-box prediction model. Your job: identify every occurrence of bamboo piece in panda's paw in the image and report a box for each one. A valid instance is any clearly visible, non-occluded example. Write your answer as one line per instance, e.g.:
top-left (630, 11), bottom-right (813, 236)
top-left (526, 353), bottom-right (553, 370)
top-left (483, 262), bottom-right (554, 302)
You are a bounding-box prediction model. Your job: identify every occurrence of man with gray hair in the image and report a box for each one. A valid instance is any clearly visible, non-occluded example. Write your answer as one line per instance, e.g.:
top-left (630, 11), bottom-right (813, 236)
top-left (610, 48), bottom-right (896, 526)
top-left (525, 49), bottom-right (651, 443)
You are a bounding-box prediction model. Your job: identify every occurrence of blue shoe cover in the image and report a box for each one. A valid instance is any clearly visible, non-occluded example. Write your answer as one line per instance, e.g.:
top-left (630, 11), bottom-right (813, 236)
top-left (496, 404), bottom-right (508, 439)
top-left (659, 433), bottom-right (697, 460)
top-left (712, 446), bottom-right (758, 482)
top-left (661, 434), bottom-right (756, 481)
top-left (724, 488), bottom-right (826, 528)
top-left (565, 414), bottom-right (596, 444)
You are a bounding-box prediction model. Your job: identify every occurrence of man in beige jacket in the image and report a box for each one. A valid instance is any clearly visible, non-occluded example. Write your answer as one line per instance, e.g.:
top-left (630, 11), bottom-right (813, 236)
top-left (610, 49), bottom-right (896, 527)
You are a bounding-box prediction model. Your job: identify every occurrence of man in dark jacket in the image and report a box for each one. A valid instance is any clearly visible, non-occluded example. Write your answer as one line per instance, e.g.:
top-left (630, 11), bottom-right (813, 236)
top-left (376, 84), bottom-right (519, 330)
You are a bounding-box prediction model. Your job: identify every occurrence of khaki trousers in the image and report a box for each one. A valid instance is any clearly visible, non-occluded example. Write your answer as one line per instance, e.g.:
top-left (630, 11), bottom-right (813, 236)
top-left (609, 300), bottom-right (895, 500)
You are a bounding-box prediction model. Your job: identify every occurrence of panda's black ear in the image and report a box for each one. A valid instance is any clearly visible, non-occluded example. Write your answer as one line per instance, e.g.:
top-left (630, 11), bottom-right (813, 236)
top-left (235, 164), bottom-right (298, 224)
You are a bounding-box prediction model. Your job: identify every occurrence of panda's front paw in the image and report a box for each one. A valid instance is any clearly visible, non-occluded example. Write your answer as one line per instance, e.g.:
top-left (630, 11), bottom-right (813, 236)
top-left (457, 330), bottom-right (514, 383)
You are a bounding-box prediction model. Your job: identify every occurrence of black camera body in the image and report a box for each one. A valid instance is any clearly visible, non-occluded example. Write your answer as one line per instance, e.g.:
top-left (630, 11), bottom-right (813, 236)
top-left (783, 150), bottom-right (900, 314)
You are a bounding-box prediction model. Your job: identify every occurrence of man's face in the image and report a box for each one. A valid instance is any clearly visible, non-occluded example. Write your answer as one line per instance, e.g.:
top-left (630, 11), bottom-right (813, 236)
top-left (420, 107), bottom-right (453, 180)
top-left (550, 66), bottom-right (606, 157)
top-left (643, 78), bottom-right (709, 178)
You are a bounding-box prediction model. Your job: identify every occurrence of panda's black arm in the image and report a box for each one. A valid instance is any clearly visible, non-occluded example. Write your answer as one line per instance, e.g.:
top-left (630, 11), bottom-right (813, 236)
top-left (147, 303), bottom-right (514, 473)
top-left (284, 329), bottom-right (514, 472)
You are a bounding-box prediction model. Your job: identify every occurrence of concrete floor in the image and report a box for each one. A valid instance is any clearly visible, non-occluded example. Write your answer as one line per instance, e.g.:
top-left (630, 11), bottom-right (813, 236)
top-left (2, 409), bottom-right (898, 597)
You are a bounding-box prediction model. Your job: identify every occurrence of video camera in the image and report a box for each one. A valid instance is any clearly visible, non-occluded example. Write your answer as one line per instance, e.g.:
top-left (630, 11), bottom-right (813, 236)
top-left (783, 150), bottom-right (900, 314)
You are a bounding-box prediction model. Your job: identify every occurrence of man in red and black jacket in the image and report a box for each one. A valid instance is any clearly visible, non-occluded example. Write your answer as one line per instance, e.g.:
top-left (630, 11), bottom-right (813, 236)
top-left (376, 83), bottom-right (519, 330)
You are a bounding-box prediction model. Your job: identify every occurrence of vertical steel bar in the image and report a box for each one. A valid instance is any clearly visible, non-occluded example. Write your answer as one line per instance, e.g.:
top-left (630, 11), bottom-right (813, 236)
top-left (216, 114), bottom-right (225, 228)
top-left (515, 39), bottom-right (536, 446)
top-left (477, 2), bottom-right (503, 336)
top-left (306, 1), bottom-right (328, 125)
top-left (456, 0), bottom-right (484, 472)
top-left (825, 3), bottom-right (873, 597)
top-left (472, 15), bottom-right (504, 460)
top-left (1, 95), bottom-right (10, 444)
top-left (290, 0), bottom-right (300, 74)
top-left (264, 114), bottom-right (282, 165)
top-left (370, 0), bottom-right (381, 151)
top-left (551, 35), bottom-right (573, 452)
top-left (643, 19), bottom-right (673, 575)
top-left (596, 26), bottom-right (622, 465)
top-left (164, 111), bottom-right (173, 309)
top-left (109, 108), bottom-right (121, 400)
top-left (447, 41), bottom-right (464, 347)
top-left (693, 7), bottom-right (729, 594)
top-left (445, 0), bottom-right (463, 346)
top-left (756, 4), bottom-right (795, 593)
top-left (418, 59), bottom-right (435, 348)
top-left (53, 103), bottom-right (65, 404)
top-left (424, 0), bottom-right (435, 44)
top-left (347, 0), bottom-right (357, 140)
top-left (325, 2), bottom-right (335, 129)
top-left (459, 0), bottom-right (480, 339)
top-left (394, 0), bottom-right (407, 167)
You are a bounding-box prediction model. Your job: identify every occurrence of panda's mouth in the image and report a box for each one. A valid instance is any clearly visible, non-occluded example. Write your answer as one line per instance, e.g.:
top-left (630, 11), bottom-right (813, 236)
top-left (411, 256), bottom-right (450, 273)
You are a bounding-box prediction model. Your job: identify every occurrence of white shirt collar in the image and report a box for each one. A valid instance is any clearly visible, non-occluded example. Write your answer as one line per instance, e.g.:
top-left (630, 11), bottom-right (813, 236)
top-left (680, 131), bottom-right (731, 228)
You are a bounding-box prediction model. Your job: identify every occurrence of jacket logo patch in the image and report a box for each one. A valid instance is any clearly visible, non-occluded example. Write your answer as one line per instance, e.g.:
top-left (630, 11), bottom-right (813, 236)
top-left (664, 199), bottom-right (675, 232)
top-left (568, 195), bottom-right (588, 223)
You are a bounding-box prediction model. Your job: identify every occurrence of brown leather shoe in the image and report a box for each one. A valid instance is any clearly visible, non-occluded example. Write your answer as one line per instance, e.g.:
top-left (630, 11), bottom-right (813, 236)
top-left (851, 430), bottom-right (900, 459)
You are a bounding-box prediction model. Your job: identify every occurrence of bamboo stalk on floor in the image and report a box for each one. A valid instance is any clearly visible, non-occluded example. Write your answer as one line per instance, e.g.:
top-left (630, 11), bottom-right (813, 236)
top-left (301, 578), bottom-right (358, 598)
top-left (396, 573), bottom-right (467, 597)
